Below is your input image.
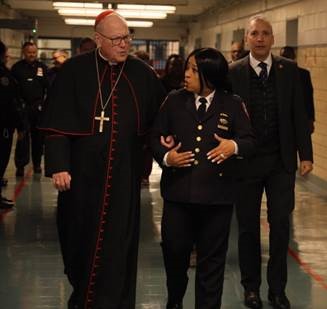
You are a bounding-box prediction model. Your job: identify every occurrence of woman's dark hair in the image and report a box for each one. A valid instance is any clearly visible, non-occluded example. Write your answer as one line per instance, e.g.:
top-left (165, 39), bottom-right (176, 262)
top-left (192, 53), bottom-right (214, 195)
top-left (185, 48), bottom-right (231, 93)
top-left (164, 54), bottom-right (184, 75)
top-left (161, 54), bottom-right (185, 92)
top-left (0, 40), bottom-right (7, 63)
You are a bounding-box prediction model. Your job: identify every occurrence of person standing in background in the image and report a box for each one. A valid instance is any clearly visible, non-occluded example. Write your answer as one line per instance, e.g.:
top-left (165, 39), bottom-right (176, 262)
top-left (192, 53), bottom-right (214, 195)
top-left (160, 54), bottom-right (185, 93)
top-left (78, 37), bottom-right (97, 54)
top-left (47, 49), bottom-right (69, 85)
top-left (280, 46), bottom-right (315, 133)
top-left (0, 40), bottom-right (25, 209)
top-left (134, 50), bottom-right (158, 186)
top-left (11, 42), bottom-right (48, 176)
top-left (230, 40), bottom-right (247, 63)
top-left (229, 16), bottom-right (313, 309)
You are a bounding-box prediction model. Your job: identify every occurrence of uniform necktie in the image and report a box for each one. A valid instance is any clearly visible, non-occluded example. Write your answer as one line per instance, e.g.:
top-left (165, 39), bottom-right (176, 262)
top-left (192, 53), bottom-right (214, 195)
top-left (258, 62), bottom-right (268, 82)
top-left (197, 97), bottom-right (207, 120)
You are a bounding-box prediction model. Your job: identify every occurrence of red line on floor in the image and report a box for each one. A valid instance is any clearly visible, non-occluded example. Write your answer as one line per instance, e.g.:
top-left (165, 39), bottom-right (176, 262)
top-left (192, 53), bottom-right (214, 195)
top-left (12, 168), bottom-right (33, 201)
top-left (261, 220), bottom-right (327, 290)
top-left (288, 248), bottom-right (327, 290)
top-left (0, 167), bottom-right (33, 221)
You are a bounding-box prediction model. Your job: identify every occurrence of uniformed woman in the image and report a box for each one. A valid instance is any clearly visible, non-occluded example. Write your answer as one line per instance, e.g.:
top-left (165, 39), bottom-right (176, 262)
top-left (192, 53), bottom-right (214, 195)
top-left (151, 48), bottom-right (256, 309)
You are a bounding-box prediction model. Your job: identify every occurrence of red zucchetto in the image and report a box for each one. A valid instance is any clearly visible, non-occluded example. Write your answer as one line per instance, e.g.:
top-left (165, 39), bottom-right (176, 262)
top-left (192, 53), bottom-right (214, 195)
top-left (94, 9), bottom-right (115, 29)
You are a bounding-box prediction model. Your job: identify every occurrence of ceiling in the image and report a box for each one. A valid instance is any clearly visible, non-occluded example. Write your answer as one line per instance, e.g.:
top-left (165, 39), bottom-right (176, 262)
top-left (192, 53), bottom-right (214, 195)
top-left (4, 0), bottom-right (234, 28)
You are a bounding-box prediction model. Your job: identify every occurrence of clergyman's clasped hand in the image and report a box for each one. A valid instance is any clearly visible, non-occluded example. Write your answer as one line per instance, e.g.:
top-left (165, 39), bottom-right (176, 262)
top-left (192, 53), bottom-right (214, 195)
top-left (52, 171), bottom-right (71, 191)
top-left (166, 143), bottom-right (195, 167)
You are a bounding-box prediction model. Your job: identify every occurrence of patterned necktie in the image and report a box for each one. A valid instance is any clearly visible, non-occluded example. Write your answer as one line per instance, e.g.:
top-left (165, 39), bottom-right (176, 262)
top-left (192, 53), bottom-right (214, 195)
top-left (197, 97), bottom-right (207, 120)
top-left (258, 62), bottom-right (268, 82)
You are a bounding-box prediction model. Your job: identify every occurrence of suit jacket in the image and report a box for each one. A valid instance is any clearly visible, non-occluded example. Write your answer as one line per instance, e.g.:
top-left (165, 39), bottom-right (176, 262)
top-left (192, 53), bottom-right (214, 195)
top-left (299, 67), bottom-right (315, 121)
top-left (229, 55), bottom-right (313, 173)
top-left (151, 88), bottom-right (256, 205)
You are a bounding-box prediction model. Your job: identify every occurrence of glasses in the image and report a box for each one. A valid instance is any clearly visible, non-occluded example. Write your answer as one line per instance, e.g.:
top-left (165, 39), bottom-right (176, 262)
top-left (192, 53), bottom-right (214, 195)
top-left (97, 32), bottom-right (133, 46)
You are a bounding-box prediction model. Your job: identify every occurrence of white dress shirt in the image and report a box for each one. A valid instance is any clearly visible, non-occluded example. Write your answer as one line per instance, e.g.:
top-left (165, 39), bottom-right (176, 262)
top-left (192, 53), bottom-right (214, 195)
top-left (249, 52), bottom-right (272, 77)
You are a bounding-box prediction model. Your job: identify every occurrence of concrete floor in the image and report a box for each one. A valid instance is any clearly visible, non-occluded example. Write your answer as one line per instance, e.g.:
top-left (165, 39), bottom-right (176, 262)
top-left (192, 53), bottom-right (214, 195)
top-left (1, 161), bottom-right (327, 308)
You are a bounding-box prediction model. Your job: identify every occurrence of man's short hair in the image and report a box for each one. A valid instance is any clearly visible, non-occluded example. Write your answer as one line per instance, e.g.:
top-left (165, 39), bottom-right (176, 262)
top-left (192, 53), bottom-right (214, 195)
top-left (280, 46), bottom-right (296, 60)
top-left (22, 41), bottom-right (36, 49)
top-left (246, 15), bottom-right (273, 34)
top-left (134, 50), bottom-right (150, 63)
top-left (53, 49), bottom-right (69, 58)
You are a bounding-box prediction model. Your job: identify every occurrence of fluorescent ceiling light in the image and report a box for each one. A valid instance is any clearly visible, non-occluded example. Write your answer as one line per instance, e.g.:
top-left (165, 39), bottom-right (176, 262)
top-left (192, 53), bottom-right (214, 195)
top-left (53, 2), bottom-right (103, 9)
top-left (58, 8), bottom-right (103, 17)
top-left (64, 18), bottom-right (98, 25)
top-left (117, 4), bottom-right (176, 13)
top-left (64, 18), bottom-right (153, 28)
top-left (58, 8), bottom-right (166, 19)
top-left (53, 2), bottom-right (175, 14)
top-left (125, 21), bottom-right (153, 27)
top-left (117, 10), bottom-right (166, 19)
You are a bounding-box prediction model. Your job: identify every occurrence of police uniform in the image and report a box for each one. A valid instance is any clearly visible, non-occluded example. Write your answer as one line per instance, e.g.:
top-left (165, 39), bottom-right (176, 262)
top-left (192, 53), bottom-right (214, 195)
top-left (11, 58), bottom-right (48, 174)
top-left (0, 62), bottom-right (24, 207)
top-left (151, 88), bottom-right (255, 309)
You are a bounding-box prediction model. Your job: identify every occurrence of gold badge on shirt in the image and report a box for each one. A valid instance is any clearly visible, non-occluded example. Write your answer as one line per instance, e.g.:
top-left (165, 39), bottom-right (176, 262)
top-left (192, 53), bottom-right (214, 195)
top-left (36, 67), bottom-right (43, 77)
top-left (0, 76), bottom-right (9, 86)
top-left (217, 113), bottom-right (229, 130)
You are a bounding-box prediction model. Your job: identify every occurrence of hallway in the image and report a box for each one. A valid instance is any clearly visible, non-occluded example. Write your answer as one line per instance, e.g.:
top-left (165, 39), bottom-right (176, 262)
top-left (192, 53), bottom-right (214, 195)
top-left (1, 162), bottom-right (327, 308)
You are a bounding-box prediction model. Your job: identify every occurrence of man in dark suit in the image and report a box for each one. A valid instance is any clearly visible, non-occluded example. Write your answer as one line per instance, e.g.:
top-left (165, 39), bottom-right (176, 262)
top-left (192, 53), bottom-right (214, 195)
top-left (229, 16), bottom-right (313, 309)
top-left (280, 46), bottom-right (315, 133)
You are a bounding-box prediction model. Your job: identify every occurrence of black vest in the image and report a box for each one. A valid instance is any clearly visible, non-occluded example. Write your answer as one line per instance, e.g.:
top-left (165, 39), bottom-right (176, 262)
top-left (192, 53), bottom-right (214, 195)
top-left (249, 66), bottom-right (279, 154)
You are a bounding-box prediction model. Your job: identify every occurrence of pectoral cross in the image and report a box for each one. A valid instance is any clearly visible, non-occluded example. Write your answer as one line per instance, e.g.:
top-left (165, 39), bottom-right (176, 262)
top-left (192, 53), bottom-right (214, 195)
top-left (95, 110), bottom-right (110, 133)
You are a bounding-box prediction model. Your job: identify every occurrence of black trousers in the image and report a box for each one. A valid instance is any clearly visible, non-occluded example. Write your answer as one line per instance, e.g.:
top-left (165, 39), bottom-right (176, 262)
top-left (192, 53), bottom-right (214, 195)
top-left (236, 153), bottom-right (295, 294)
top-left (15, 110), bottom-right (44, 169)
top-left (0, 127), bottom-right (14, 195)
top-left (161, 201), bottom-right (233, 309)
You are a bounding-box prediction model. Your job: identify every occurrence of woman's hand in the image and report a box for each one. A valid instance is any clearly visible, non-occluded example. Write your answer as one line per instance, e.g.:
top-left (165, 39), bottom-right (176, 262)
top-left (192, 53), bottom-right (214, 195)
top-left (207, 134), bottom-right (236, 164)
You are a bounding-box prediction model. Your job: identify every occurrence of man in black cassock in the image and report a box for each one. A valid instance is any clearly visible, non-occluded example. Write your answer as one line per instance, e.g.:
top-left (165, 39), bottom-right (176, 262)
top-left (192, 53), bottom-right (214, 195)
top-left (40, 10), bottom-right (165, 309)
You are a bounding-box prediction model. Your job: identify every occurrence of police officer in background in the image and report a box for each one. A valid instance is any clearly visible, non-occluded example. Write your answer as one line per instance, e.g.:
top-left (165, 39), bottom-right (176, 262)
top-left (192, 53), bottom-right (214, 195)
top-left (0, 41), bottom-right (25, 209)
top-left (11, 42), bottom-right (48, 176)
top-left (47, 49), bottom-right (69, 86)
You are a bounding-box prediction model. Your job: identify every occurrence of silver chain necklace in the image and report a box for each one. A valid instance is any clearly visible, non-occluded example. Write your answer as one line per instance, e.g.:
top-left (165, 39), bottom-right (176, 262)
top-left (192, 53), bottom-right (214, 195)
top-left (94, 48), bottom-right (126, 132)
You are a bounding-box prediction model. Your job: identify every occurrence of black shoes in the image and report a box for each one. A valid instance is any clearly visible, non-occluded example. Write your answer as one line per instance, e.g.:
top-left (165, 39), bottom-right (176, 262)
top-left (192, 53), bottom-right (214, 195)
top-left (166, 302), bottom-right (183, 309)
top-left (268, 292), bottom-right (290, 309)
top-left (141, 178), bottom-right (149, 187)
top-left (0, 178), bottom-right (8, 187)
top-left (0, 196), bottom-right (14, 209)
top-left (33, 165), bottom-right (42, 174)
top-left (244, 291), bottom-right (263, 309)
top-left (16, 167), bottom-right (24, 177)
